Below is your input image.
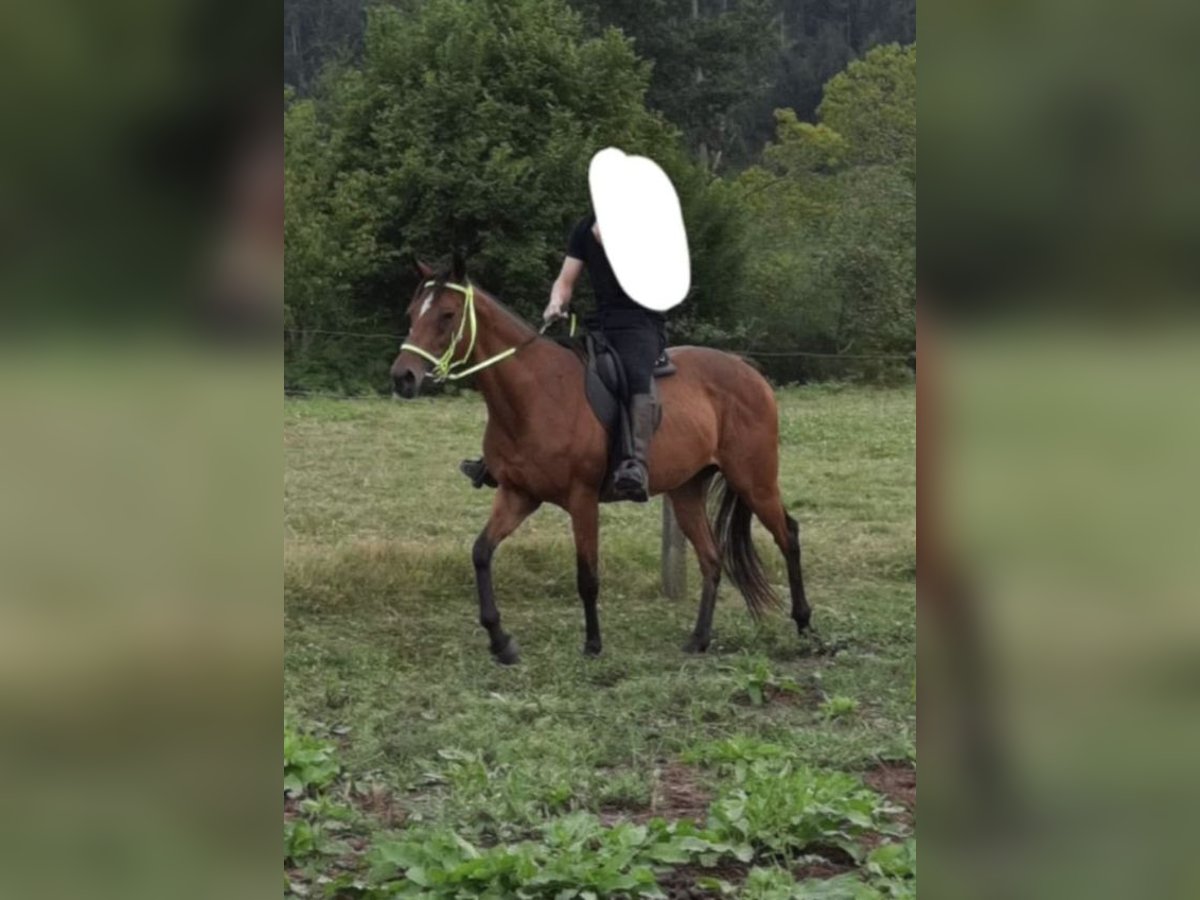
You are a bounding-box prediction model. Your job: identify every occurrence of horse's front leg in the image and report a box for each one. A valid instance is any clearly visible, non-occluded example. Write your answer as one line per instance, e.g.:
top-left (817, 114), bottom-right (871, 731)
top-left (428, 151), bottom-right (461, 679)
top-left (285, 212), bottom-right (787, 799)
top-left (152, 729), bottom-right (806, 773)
top-left (473, 486), bottom-right (540, 665)
top-left (568, 492), bottom-right (602, 656)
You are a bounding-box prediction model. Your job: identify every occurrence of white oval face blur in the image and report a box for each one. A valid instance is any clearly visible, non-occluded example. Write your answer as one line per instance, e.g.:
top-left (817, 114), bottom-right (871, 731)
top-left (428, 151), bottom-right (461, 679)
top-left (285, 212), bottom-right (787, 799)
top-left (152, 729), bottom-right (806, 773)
top-left (588, 148), bottom-right (690, 312)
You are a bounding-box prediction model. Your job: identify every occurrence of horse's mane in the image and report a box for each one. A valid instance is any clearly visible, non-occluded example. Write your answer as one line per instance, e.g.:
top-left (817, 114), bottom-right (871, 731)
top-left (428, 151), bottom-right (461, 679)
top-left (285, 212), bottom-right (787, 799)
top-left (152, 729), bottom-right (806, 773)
top-left (477, 285), bottom-right (539, 339)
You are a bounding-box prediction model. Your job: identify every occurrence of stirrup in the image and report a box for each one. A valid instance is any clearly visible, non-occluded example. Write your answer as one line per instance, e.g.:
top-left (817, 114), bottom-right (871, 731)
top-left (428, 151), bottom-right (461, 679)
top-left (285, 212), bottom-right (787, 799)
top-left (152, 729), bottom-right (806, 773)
top-left (611, 461), bottom-right (649, 502)
top-left (459, 457), bottom-right (496, 489)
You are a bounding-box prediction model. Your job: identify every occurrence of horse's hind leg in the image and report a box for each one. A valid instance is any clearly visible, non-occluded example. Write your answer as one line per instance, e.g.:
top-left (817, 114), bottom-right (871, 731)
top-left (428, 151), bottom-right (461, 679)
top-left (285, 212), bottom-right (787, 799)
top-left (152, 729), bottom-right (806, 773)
top-left (473, 486), bottom-right (540, 664)
top-left (726, 469), bottom-right (811, 634)
top-left (669, 474), bottom-right (722, 653)
top-left (781, 512), bottom-right (810, 633)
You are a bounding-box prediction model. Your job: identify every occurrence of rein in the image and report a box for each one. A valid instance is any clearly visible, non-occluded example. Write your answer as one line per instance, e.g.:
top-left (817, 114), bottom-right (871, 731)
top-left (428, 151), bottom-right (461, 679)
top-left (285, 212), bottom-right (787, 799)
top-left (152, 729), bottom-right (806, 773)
top-left (400, 281), bottom-right (575, 382)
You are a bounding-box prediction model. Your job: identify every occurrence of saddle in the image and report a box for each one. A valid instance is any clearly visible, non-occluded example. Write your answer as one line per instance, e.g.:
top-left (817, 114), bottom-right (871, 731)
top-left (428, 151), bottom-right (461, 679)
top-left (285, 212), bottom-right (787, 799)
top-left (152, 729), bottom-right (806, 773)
top-left (580, 332), bottom-right (674, 434)
top-left (579, 333), bottom-right (676, 500)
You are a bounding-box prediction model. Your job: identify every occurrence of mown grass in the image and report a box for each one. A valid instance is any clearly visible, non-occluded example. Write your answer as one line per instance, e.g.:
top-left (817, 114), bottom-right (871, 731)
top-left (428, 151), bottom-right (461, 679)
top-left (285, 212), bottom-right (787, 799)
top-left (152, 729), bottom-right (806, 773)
top-left (284, 384), bottom-right (915, 896)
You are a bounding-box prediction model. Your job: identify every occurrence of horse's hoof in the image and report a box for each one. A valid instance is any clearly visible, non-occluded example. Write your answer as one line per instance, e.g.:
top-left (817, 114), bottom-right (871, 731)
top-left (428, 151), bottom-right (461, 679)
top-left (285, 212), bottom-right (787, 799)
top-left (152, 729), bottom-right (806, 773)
top-left (682, 635), bottom-right (710, 654)
top-left (794, 609), bottom-right (812, 634)
top-left (492, 636), bottom-right (520, 666)
top-left (583, 640), bottom-right (602, 657)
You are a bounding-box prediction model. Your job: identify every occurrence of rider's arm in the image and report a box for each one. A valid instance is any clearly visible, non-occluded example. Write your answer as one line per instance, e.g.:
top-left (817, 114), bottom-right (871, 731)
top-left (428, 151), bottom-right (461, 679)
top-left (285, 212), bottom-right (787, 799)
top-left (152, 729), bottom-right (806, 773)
top-left (545, 256), bottom-right (583, 320)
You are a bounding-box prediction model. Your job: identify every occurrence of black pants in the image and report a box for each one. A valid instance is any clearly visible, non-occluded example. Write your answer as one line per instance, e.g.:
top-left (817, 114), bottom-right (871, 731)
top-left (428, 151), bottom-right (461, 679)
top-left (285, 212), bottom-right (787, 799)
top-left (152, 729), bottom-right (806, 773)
top-left (591, 309), bottom-right (666, 398)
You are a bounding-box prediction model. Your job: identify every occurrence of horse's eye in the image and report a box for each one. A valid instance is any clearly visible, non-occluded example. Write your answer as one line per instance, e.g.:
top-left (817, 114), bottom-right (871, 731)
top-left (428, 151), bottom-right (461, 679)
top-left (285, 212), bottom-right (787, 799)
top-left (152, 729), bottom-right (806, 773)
top-left (440, 310), bottom-right (455, 322)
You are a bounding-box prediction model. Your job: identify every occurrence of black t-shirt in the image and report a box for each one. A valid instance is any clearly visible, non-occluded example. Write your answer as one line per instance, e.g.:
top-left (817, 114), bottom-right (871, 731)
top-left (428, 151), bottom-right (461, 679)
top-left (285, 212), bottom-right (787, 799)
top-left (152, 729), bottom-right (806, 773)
top-left (566, 214), bottom-right (664, 325)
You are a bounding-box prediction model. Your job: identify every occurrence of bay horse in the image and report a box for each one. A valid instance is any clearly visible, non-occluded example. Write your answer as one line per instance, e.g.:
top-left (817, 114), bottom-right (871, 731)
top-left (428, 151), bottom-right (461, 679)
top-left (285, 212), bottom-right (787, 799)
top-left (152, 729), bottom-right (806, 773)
top-left (391, 257), bottom-right (809, 664)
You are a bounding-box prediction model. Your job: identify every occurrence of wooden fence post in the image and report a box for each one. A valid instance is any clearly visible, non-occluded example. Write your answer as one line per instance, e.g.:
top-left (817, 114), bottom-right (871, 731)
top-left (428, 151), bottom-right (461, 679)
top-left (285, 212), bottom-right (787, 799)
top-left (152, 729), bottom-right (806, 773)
top-left (661, 496), bottom-right (687, 600)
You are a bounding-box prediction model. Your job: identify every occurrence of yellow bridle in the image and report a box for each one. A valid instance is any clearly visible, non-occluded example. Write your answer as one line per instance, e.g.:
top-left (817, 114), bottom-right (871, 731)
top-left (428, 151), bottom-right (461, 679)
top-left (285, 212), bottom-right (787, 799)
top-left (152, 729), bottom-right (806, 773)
top-left (399, 280), bottom-right (574, 382)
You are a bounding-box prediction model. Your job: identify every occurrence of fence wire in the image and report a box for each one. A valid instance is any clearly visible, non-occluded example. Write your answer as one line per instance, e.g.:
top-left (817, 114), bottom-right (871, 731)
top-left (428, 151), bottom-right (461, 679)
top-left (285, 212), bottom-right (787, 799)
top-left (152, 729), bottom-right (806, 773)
top-left (284, 328), bottom-right (911, 360)
top-left (284, 328), bottom-right (913, 399)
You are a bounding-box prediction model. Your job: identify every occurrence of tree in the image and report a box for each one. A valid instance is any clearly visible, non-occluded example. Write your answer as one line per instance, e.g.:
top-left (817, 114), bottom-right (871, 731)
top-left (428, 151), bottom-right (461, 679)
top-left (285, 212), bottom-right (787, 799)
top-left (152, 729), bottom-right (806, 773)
top-left (284, 0), bottom-right (918, 167)
top-left (285, 0), bottom-right (745, 390)
top-left (730, 44), bottom-right (915, 378)
top-left (570, 0), bottom-right (782, 171)
top-left (819, 42), bottom-right (916, 177)
top-left (284, 0), bottom-right (368, 94)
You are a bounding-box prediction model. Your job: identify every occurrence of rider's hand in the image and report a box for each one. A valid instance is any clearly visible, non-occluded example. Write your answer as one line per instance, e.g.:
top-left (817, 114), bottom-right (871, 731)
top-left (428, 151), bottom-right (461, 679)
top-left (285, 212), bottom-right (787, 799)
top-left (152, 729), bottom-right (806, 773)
top-left (543, 296), bottom-right (568, 323)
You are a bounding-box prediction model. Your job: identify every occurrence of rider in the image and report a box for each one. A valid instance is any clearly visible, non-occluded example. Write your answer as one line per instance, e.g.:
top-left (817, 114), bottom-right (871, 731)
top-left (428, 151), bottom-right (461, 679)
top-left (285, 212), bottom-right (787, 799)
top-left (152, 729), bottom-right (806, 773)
top-left (544, 213), bottom-right (664, 502)
top-left (459, 212), bottom-right (666, 502)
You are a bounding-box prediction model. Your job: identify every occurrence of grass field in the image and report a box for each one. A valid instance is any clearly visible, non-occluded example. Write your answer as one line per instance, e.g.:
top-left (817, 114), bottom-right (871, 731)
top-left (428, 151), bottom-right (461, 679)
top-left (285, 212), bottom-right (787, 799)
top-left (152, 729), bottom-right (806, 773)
top-left (284, 384), bottom-right (916, 898)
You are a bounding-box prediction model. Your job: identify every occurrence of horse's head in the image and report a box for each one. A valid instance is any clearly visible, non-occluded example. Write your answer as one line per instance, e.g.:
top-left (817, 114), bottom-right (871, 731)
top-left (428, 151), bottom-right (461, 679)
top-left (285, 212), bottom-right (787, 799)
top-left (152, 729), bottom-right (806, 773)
top-left (391, 254), bottom-right (470, 398)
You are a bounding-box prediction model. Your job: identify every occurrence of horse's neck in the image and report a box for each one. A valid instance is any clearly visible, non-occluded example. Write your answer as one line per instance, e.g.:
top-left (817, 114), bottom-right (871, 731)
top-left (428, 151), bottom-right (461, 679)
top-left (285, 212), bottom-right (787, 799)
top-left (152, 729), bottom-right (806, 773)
top-left (469, 291), bottom-right (565, 429)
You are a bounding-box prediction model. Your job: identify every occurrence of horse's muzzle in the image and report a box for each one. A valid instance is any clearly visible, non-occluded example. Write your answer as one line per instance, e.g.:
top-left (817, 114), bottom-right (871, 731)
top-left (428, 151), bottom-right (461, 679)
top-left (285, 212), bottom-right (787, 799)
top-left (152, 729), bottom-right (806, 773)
top-left (391, 366), bottom-right (421, 399)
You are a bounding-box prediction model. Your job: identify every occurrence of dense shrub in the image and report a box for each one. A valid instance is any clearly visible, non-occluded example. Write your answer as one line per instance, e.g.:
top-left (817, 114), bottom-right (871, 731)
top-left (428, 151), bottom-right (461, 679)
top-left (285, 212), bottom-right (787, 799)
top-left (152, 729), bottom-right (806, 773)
top-left (284, 1), bottom-right (915, 391)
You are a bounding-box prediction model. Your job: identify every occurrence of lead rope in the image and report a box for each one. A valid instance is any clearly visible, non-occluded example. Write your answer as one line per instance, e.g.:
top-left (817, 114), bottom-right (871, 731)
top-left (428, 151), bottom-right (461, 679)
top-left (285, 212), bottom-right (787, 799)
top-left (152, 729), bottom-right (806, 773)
top-left (399, 281), bottom-right (576, 383)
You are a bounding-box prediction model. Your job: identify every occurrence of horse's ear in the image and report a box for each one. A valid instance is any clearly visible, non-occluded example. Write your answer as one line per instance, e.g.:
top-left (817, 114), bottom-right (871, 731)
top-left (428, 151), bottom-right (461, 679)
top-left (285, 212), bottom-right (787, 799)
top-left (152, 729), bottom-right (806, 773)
top-left (450, 249), bottom-right (466, 283)
top-left (415, 259), bottom-right (434, 279)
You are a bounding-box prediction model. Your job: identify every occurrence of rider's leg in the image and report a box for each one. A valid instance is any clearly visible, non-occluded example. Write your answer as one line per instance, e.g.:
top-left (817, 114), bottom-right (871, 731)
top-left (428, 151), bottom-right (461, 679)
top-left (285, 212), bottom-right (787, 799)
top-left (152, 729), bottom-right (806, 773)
top-left (604, 323), bottom-right (662, 502)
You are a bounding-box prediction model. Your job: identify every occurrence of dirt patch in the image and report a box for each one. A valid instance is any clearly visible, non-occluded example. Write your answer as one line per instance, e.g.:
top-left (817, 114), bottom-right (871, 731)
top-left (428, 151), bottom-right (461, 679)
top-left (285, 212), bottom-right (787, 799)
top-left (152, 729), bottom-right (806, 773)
top-left (863, 760), bottom-right (916, 828)
top-left (351, 782), bottom-right (408, 828)
top-left (599, 762), bottom-right (711, 826)
top-left (647, 762), bottom-right (712, 823)
top-left (658, 861), bottom-right (750, 899)
top-left (784, 841), bottom-right (859, 876)
top-left (286, 782), bottom-right (407, 829)
top-left (792, 856), bottom-right (855, 880)
top-left (768, 684), bottom-right (816, 707)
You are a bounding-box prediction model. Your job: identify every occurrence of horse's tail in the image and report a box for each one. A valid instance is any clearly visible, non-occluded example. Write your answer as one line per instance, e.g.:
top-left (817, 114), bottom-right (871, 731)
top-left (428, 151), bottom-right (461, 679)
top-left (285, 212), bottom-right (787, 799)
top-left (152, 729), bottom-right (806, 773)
top-left (708, 473), bottom-right (782, 618)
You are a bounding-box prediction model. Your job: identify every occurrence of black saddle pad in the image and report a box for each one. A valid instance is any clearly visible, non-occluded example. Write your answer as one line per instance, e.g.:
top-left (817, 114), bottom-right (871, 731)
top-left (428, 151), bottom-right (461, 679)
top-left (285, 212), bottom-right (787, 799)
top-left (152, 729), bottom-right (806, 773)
top-left (582, 334), bottom-right (673, 436)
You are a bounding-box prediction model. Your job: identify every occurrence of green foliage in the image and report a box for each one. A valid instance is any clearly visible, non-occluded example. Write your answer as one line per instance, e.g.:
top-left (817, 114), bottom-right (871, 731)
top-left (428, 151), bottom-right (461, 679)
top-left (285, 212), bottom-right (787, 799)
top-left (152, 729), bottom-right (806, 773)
top-left (284, 807), bottom-right (355, 865)
top-left (284, 728), bottom-right (357, 869)
top-left (341, 760), bottom-right (898, 896)
top-left (818, 44), bottom-right (917, 178)
top-left (285, 1), bottom-right (916, 172)
top-left (360, 814), bottom-right (750, 898)
top-left (865, 838), bottom-right (916, 884)
top-left (284, 817), bottom-right (317, 862)
top-left (763, 111), bottom-right (850, 177)
top-left (285, 0), bottom-right (743, 393)
top-left (285, 1), bottom-right (916, 390)
top-left (284, 726), bottom-right (341, 796)
top-left (683, 735), bottom-right (797, 770)
top-left (571, 0), bottom-right (782, 170)
top-left (821, 165), bottom-right (915, 367)
top-left (740, 867), bottom-right (883, 899)
top-left (723, 656), bottom-right (803, 706)
top-left (820, 695), bottom-right (860, 720)
top-left (735, 841), bottom-right (917, 899)
top-left (707, 766), bottom-right (893, 861)
top-left (732, 46), bottom-right (916, 380)
top-left (332, 813), bottom-right (912, 898)
top-left (415, 745), bottom-right (603, 830)
top-left (684, 737), bottom-right (901, 864)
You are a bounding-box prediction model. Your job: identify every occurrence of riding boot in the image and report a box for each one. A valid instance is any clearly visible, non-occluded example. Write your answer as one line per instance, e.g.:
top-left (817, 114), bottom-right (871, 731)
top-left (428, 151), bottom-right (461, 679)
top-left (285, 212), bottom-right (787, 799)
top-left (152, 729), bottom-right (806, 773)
top-left (611, 393), bottom-right (657, 503)
top-left (459, 457), bottom-right (497, 489)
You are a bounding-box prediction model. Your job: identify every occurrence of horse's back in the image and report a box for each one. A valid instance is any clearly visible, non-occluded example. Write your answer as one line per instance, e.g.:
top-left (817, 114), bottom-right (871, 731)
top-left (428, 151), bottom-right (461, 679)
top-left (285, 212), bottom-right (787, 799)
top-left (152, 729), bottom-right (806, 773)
top-left (663, 345), bottom-right (776, 410)
top-left (646, 346), bottom-right (778, 493)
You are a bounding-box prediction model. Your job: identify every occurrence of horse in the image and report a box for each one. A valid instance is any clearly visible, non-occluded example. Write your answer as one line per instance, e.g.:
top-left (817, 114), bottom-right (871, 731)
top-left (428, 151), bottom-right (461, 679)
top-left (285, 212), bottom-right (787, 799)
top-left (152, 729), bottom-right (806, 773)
top-left (390, 256), bottom-right (810, 664)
